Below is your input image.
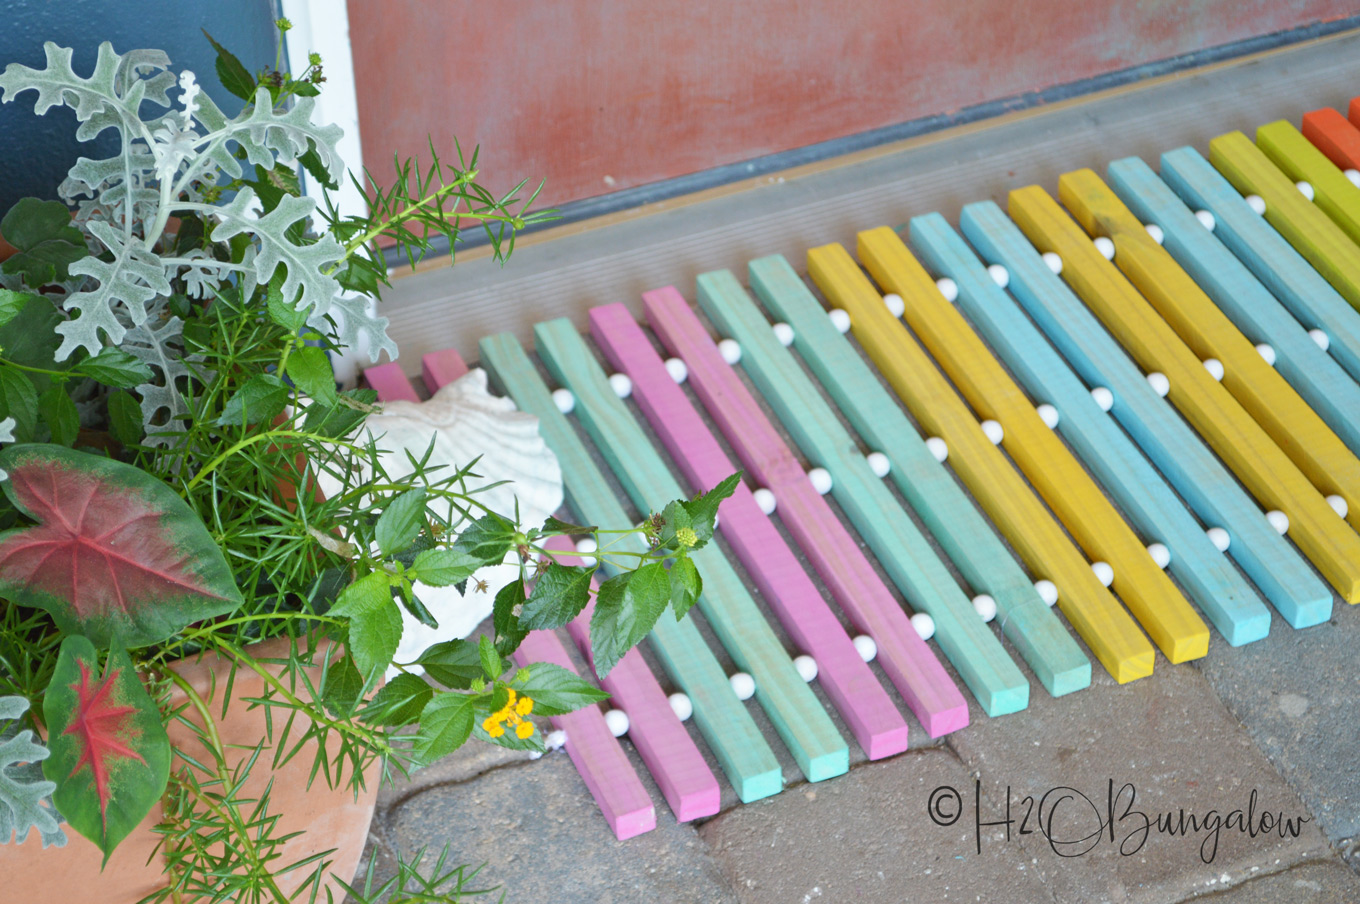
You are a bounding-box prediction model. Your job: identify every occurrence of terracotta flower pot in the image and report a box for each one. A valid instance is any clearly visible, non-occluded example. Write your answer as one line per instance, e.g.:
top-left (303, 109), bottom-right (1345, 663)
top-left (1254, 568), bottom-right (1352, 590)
top-left (1, 634), bottom-right (381, 902)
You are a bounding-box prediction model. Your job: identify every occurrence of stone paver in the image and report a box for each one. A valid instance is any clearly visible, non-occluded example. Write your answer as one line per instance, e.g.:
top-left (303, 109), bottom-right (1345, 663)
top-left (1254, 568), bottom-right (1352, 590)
top-left (1187, 859), bottom-right (1360, 902)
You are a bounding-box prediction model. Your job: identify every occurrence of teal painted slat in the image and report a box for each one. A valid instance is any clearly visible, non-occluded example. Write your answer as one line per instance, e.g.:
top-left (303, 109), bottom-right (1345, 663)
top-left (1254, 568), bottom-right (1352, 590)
top-left (910, 212), bottom-right (1271, 646)
top-left (745, 255), bottom-right (1088, 698)
top-left (696, 269), bottom-right (1030, 718)
top-left (478, 333), bottom-right (785, 802)
top-left (960, 202), bottom-right (1332, 629)
top-left (1158, 146), bottom-right (1360, 388)
top-left (532, 319), bottom-right (850, 784)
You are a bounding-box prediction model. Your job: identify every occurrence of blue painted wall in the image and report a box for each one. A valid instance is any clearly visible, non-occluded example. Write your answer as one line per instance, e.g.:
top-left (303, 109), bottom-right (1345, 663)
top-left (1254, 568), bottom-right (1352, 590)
top-left (0, 0), bottom-right (279, 218)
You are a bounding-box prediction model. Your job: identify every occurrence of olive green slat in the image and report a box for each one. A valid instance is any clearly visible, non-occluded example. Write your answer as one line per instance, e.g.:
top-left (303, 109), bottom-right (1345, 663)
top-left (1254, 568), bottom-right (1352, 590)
top-left (1257, 119), bottom-right (1360, 248)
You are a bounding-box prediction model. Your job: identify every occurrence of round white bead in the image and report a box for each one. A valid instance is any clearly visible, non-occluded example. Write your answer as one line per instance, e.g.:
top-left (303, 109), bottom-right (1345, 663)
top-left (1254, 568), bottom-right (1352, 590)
top-left (1266, 510), bottom-right (1290, 535)
top-left (1042, 251), bottom-right (1064, 274)
top-left (1203, 358), bottom-right (1225, 381)
top-left (667, 693), bottom-right (693, 722)
top-left (753, 487), bottom-right (777, 515)
top-left (1091, 561), bottom-right (1115, 587)
top-left (772, 322), bottom-right (795, 347)
top-left (1206, 526), bottom-right (1231, 552)
top-left (1246, 194), bottom-right (1266, 215)
top-left (1327, 494), bottom-right (1348, 519)
top-left (808, 467), bottom-right (833, 495)
top-left (1090, 386), bottom-right (1115, 412)
top-left (1034, 579), bottom-right (1059, 606)
top-left (793, 655), bottom-right (819, 682)
top-left (925, 436), bottom-right (949, 462)
top-left (718, 338), bottom-right (742, 365)
top-left (1036, 403), bottom-right (1060, 429)
top-left (852, 634), bottom-right (878, 662)
top-left (552, 387), bottom-right (576, 414)
top-left (867, 451), bottom-right (891, 478)
top-left (609, 372), bottom-right (633, 398)
top-left (1145, 223), bottom-right (1165, 245)
top-left (1309, 328), bottom-right (1330, 352)
top-left (883, 293), bottom-right (905, 318)
top-left (546, 729), bottom-right (568, 750)
top-left (1147, 542), bottom-right (1171, 569)
top-left (575, 537), bottom-right (599, 567)
top-left (981, 419), bottom-right (1004, 445)
top-left (729, 672), bottom-right (756, 700)
top-left (664, 357), bottom-right (688, 384)
top-left (1194, 209), bottom-right (1217, 231)
top-left (1296, 180), bottom-right (1315, 201)
top-left (910, 612), bottom-right (936, 641)
top-left (828, 309), bottom-right (852, 334)
top-left (1346, 168), bottom-right (1360, 189)
top-left (936, 277), bottom-right (959, 302)
top-left (988, 263), bottom-right (1010, 288)
top-left (972, 594), bottom-right (998, 623)
top-left (1147, 372), bottom-right (1171, 397)
top-left (1094, 237), bottom-right (1116, 260)
top-left (1256, 343), bottom-right (1276, 366)
top-left (604, 709), bottom-right (630, 737)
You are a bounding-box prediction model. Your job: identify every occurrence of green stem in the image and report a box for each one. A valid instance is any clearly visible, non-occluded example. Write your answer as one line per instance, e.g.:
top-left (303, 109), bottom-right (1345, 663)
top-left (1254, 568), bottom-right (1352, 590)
top-left (0, 357), bottom-right (68, 379)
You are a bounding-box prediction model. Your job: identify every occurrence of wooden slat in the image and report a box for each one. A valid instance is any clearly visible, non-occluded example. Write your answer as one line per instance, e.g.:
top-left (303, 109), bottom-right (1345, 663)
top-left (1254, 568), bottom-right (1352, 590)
top-left (1302, 107), bottom-right (1360, 172)
top-left (589, 302), bottom-right (911, 758)
top-left (1012, 182), bottom-right (1360, 604)
top-left (696, 269), bottom-right (1034, 713)
top-left (1258, 119), bottom-right (1360, 247)
top-left (1108, 156), bottom-right (1360, 457)
top-left (1352, 97), bottom-right (1360, 130)
top-left (644, 286), bottom-right (974, 733)
top-left (730, 258), bottom-right (1091, 699)
top-left (962, 199), bottom-right (1332, 629)
top-left (361, 361), bottom-right (421, 401)
top-left (1158, 146), bottom-right (1360, 388)
top-left (479, 332), bottom-right (783, 803)
top-left (1208, 131), bottom-right (1360, 311)
top-left (420, 349), bottom-right (472, 394)
top-left (533, 318), bottom-right (850, 783)
top-left (910, 213), bottom-right (1270, 646)
top-left (852, 232), bottom-right (1210, 662)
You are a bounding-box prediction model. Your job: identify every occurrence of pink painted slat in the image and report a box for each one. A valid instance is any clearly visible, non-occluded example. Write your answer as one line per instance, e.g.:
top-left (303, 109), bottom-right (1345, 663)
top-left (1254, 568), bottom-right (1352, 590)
top-left (421, 349), bottom-right (471, 392)
top-left (362, 361), bottom-right (421, 402)
top-left (590, 304), bottom-right (910, 759)
top-left (643, 287), bottom-right (969, 737)
top-left (422, 352), bottom-right (722, 821)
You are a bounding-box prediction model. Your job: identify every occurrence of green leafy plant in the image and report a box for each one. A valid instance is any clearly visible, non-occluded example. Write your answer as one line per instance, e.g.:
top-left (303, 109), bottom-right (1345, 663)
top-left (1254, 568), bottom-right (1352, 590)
top-left (0, 26), bottom-right (738, 903)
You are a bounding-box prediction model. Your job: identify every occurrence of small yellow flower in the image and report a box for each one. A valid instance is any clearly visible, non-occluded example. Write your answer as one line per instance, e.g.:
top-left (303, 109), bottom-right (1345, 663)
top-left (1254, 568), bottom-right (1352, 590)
top-left (482, 715), bottom-right (501, 733)
top-left (515, 721), bottom-right (534, 739)
top-left (676, 527), bottom-right (698, 548)
top-left (487, 723), bottom-right (505, 738)
top-left (515, 696), bottom-right (533, 716)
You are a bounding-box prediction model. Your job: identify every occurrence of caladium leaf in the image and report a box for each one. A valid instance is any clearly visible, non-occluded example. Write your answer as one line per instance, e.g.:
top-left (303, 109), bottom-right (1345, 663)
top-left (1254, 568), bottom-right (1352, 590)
top-left (0, 444), bottom-right (242, 647)
top-left (43, 636), bottom-right (170, 861)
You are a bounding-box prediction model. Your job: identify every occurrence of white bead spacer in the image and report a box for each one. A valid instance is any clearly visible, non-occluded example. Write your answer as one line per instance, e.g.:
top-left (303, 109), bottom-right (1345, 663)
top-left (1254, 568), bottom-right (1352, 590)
top-left (981, 419), bottom-right (1004, 445)
top-left (1091, 561), bottom-right (1115, 587)
top-left (1194, 209), bottom-right (1217, 231)
top-left (910, 612), bottom-right (936, 641)
top-left (667, 692), bottom-right (693, 722)
top-left (1296, 180), bottom-right (1315, 201)
top-left (609, 373), bottom-right (633, 398)
top-left (729, 672), bottom-right (756, 700)
top-left (1036, 403), bottom-right (1060, 429)
top-left (867, 451), bottom-right (891, 478)
top-left (1203, 358), bottom-right (1225, 381)
top-left (1090, 386), bottom-right (1115, 412)
top-left (1266, 510), bottom-right (1290, 535)
top-left (664, 357), bottom-right (688, 384)
top-left (925, 436), bottom-right (949, 462)
top-left (1309, 328), bottom-right (1330, 352)
top-left (1094, 236), bottom-right (1116, 260)
top-left (552, 387), bottom-right (576, 414)
top-left (1034, 580), bottom-right (1059, 606)
top-left (1246, 194), bottom-right (1266, 215)
top-left (753, 487), bottom-right (777, 515)
top-left (972, 594), bottom-right (998, 623)
top-left (1346, 168), bottom-right (1360, 189)
top-left (1256, 343), bottom-right (1276, 366)
top-left (852, 634), bottom-right (878, 662)
top-left (546, 729), bottom-right (568, 750)
top-left (935, 277), bottom-right (959, 302)
top-left (1147, 372), bottom-right (1171, 397)
top-left (604, 709), bottom-right (630, 737)
top-left (1327, 494), bottom-right (1349, 519)
top-left (988, 263), bottom-right (1010, 288)
top-left (1042, 251), bottom-right (1064, 274)
top-left (718, 338), bottom-right (742, 365)
top-left (793, 655), bottom-right (819, 683)
top-left (808, 467), bottom-right (833, 495)
top-left (1207, 526), bottom-right (1231, 552)
top-left (1145, 223), bottom-right (1165, 244)
top-left (883, 293), bottom-right (905, 318)
top-left (575, 537), bottom-right (599, 568)
top-left (772, 322), bottom-right (795, 347)
top-left (1147, 542), bottom-right (1171, 569)
top-left (828, 309), bottom-right (852, 334)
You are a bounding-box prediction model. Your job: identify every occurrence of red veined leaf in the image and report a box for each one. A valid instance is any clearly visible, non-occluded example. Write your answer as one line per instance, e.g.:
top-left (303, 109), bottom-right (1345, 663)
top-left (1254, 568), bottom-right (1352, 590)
top-left (0, 444), bottom-right (242, 647)
top-left (43, 636), bottom-right (170, 862)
